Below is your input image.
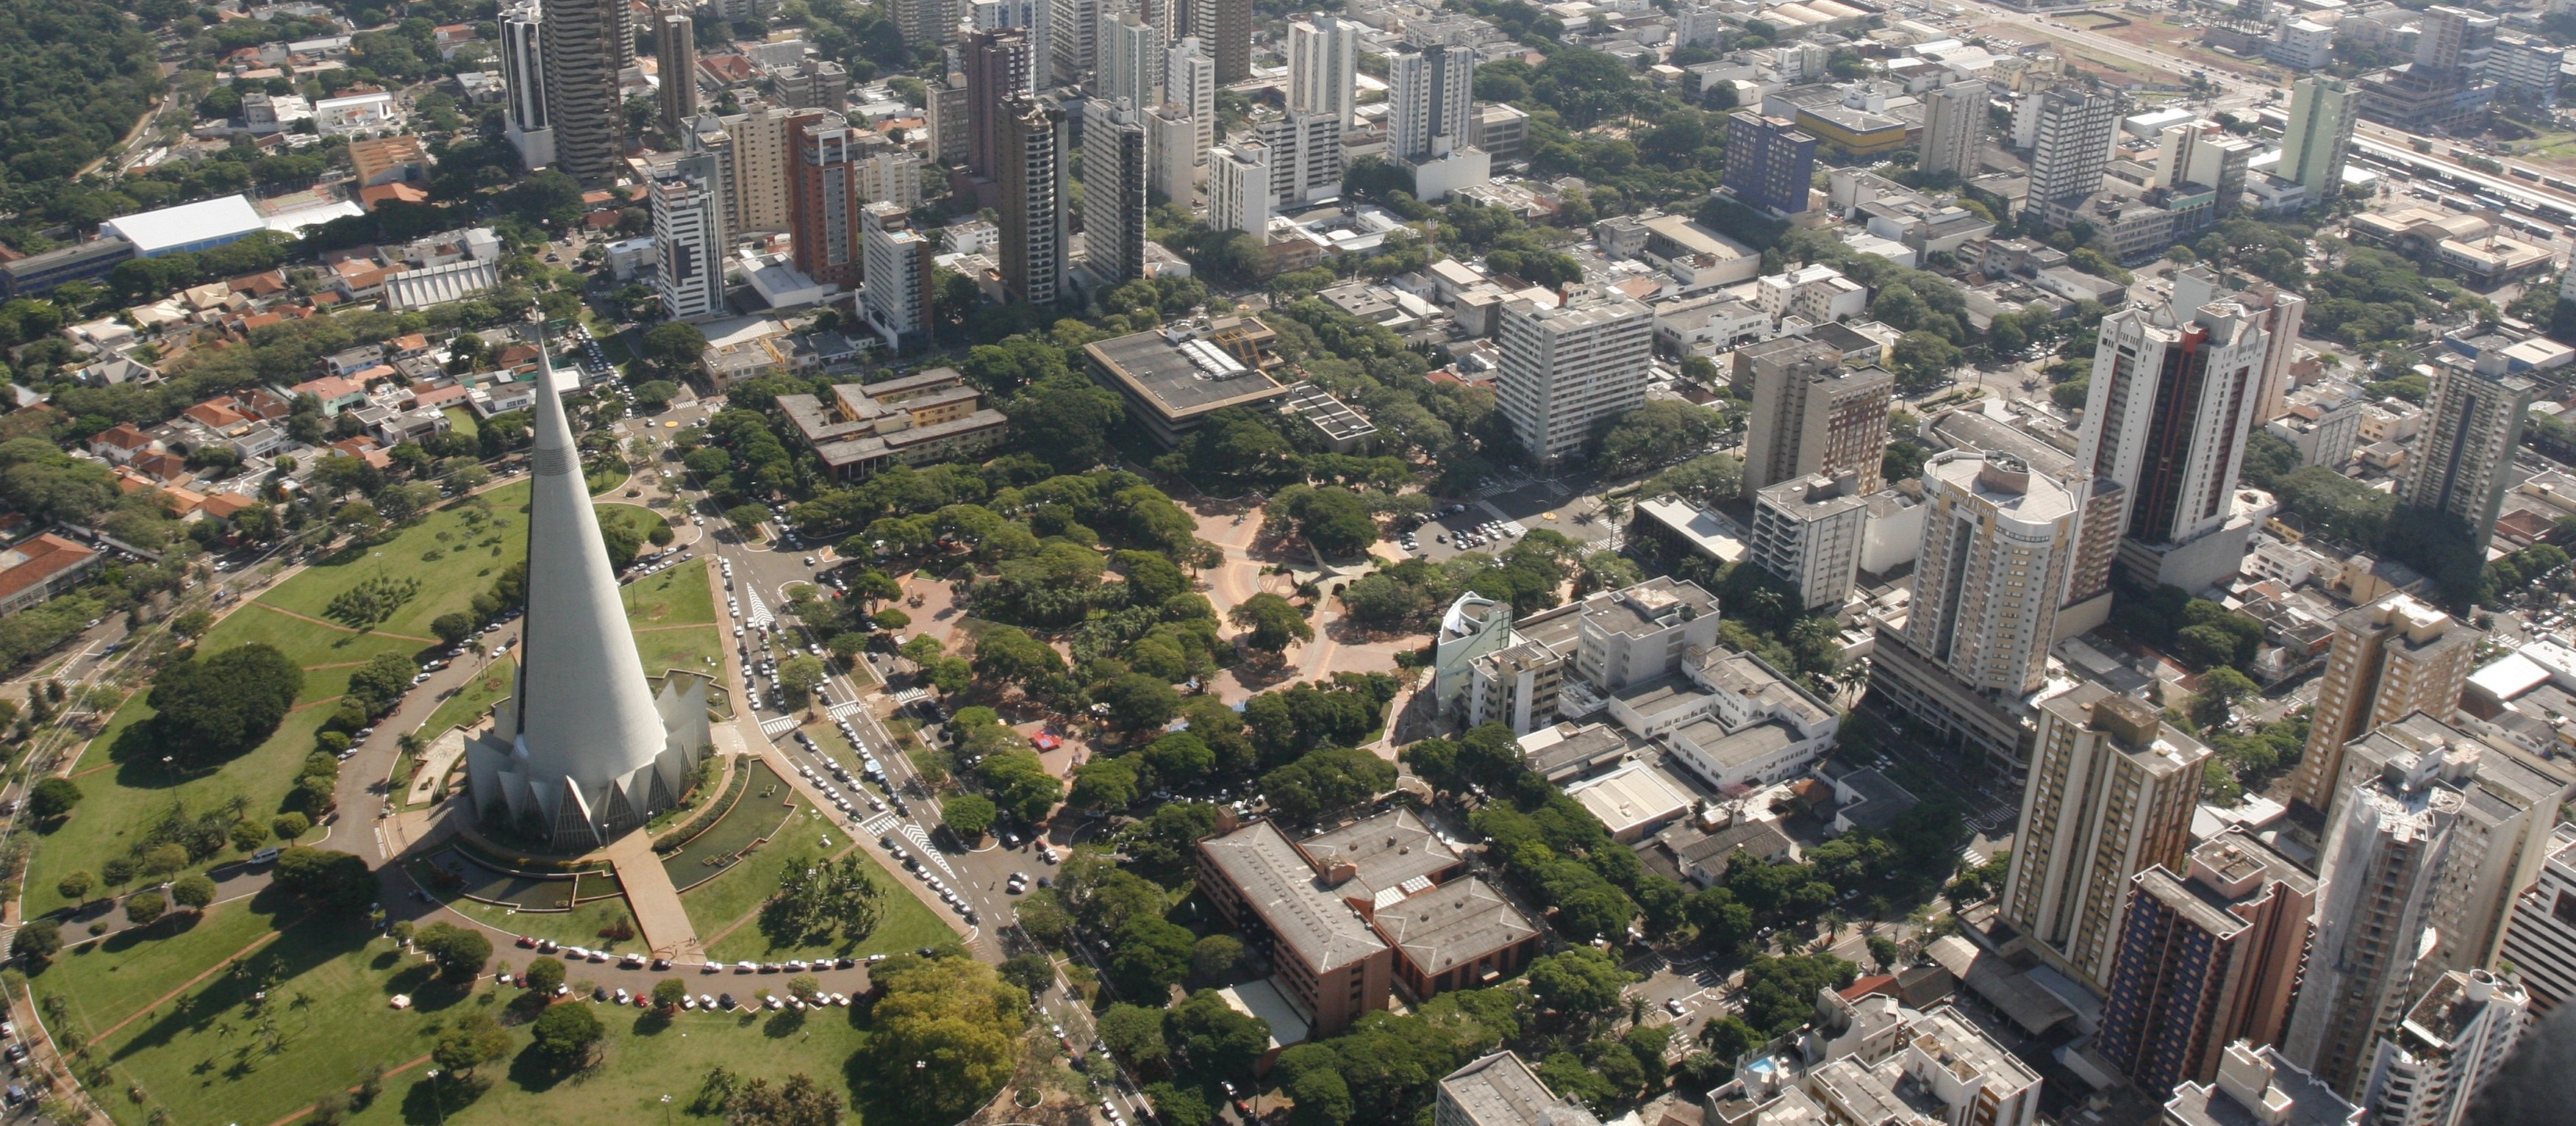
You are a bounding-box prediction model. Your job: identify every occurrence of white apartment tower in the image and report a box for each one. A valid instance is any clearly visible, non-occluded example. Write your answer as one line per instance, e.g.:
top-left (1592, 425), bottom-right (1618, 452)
top-left (501, 0), bottom-right (555, 169)
top-left (1206, 140), bottom-right (1271, 237)
top-left (1048, 0), bottom-right (1101, 85)
top-left (1287, 15), bottom-right (1359, 128)
top-left (1162, 37), bottom-right (1217, 195)
top-left (1256, 110), bottom-right (1344, 207)
top-left (2499, 825), bottom-right (2576, 1013)
top-left (2028, 83), bottom-right (2122, 216)
top-left (1920, 80), bottom-right (1984, 180)
top-left (1389, 43), bottom-right (1476, 163)
top-left (1098, 9), bottom-right (1163, 110)
top-left (2401, 359), bottom-right (2538, 557)
top-left (855, 150), bottom-right (923, 209)
top-left (1495, 290), bottom-right (1653, 463)
top-left (650, 154), bottom-right (727, 322)
top-left (861, 201), bottom-right (934, 351)
top-left (2286, 594), bottom-right (2481, 817)
top-left (1748, 473), bottom-right (1870, 612)
top-left (1082, 98), bottom-right (1151, 287)
top-left (2001, 681), bottom-right (2211, 991)
top-left (2361, 970), bottom-right (2530, 1126)
top-left (1147, 104), bottom-right (1198, 204)
top-left (1905, 451), bottom-right (2080, 698)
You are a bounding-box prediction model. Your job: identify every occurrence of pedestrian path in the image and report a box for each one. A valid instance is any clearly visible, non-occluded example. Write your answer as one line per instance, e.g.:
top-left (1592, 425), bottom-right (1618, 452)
top-left (859, 811), bottom-right (898, 837)
top-left (828, 700), bottom-right (863, 720)
top-left (603, 826), bottom-right (703, 964)
top-left (759, 714), bottom-right (798, 736)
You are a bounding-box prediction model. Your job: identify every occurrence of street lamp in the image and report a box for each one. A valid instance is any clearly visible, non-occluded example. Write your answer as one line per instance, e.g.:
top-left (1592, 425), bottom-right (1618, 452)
top-left (425, 1068), bottom-right (444, 1125)
top-left (662, 1094), bottom-right (673, 1126)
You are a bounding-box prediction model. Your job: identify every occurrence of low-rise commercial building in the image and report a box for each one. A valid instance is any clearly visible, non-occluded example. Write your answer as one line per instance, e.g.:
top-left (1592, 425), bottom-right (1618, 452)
top-left (774, 368), bottom-right (1011, 480)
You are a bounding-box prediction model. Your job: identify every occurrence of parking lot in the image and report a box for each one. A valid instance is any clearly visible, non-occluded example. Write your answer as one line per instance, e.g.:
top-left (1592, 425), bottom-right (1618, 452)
top-left (1400, 476), bottom-right (1620, 562)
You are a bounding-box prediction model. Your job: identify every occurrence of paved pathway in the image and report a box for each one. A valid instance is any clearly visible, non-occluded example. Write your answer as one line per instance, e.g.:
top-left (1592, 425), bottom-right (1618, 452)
top-left (601, 829), bottom-right (701, 964)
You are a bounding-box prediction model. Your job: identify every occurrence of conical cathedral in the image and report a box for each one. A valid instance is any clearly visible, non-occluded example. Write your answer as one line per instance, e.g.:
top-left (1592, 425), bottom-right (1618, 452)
top-left (465, 324), bottom-right (712, 848)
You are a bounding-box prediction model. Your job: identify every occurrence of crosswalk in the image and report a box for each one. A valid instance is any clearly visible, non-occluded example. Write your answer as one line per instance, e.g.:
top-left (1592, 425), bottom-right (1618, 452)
top-left (859, 811), bottom-right (898, 837)
top-left (902, 822), bottom-right (954, 878)
top-left (827, 700), bottom-right (863, 721)
top-left (744, 587), bottom-right (775, 631)
top-left (759, 715), bottom-right (798, 736)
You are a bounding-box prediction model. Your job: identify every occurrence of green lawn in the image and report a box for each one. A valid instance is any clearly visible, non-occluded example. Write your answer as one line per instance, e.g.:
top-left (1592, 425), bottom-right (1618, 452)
top-left (677, 802), bottom-right (848, 939)
top-left (262, 481), bottom-right (535, 642)
top-left (443, 407), bottom-right (479, 440)
top-left (421, 658), bottom-right (516, 741)
top-left (703, 842), bottom-right (953, 964)
top-left (663, 762), bottom-right (795, 892)
top-left (427, 875), bottom-right (645, 954)
top-left (32, 899), bottom-right (887, 1126)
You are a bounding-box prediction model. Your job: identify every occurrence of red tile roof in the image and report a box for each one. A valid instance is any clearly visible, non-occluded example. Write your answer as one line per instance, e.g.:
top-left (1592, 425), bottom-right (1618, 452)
top-left (0, 534), bottom-right (98, 606)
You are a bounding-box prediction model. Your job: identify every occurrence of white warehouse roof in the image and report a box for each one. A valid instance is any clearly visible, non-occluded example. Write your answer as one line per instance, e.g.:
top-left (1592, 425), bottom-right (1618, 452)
top-left (100, 194), bottom-right (267, 257)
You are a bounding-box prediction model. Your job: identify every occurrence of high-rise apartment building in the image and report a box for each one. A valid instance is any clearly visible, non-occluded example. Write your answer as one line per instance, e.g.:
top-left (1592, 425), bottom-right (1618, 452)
top-left (997, 96), bottom-right (1067, 306)
top-left (540, 0), bottom-right (626, 182)
top-left (1900, 451), bottom-right (2079, 700)
top-left (1741, 339), bottom-right (1892, 498)
top-left (1920, 81), bottom-right (1986, 179)
top-left (2283, 716), bottom-right (2571, 1097)
top-left (1147, 105), bottom-right (1197, 204)
top-left (896, 0), bottom-right (954, 46)
top-left (656, 8), bottom-right (699, 134)
top-left (1254, 110), bottom-right (1343, 207)
top-left (1389, 44), bottom-right (1475, 163)
top-left (1722, 112), bottom-right (1817, 216)
top-left (2286, 593), bottom-right (2480, 817)
top-left (1203, 0), bottom-right (1249, 81)
top-left (501, 0), bottom-right (554, 169)
top-left (2163, 1044), bottom-right (2361, 1126)
top-left (1164, 37), bottom-right (1216, 192)
top-left (1749, 473), bottom-right (1870, 613)
top-left (2279, 76), bottom-right (2358, 205)
top-left (2400, 359), bottom-right (2538, 557)
top-left (2028, 84), bottom-right (2122, 217)
top-left (1495, 290), bottom-right (1653, 463)
top-left (2077, 279), bottom-right (2274, 590)
top-left (860, 201), bottom-right (934, 351)
top-left (1098, 10), bottom-right (1162, 109)
top-left (854, 150), bottom-right (922, 209)
top-left (2003, 681), bottom-right (2210, 991)
top-left (786, 112), bottom-right (864, 289)
top-left (929, 77), bottom-right (971, 167)
top-left (719, 103), bottom-right (793, 234)
top-left (1288, 15), bottom-right (1359, 129)
top-left (1048, 0), bottom-right (1101, 85)
top-left (964, 28), bottom-right (1033, 179)
top-left (2236, 282), bottom-right (2309, 426)
top-left (2360, 969), bottom-right (2529, 1126)
top-left (1081, 98), bottom-right (1149, 287)
top-left (2099, 828), bottom-right (2317, 1093)
top-left (1206, 140), bottom-right (1270, 237)
top-left (650, 153), bottom-right (726, 321)
top-left (2497, 825), bottom-right (2576, 1012)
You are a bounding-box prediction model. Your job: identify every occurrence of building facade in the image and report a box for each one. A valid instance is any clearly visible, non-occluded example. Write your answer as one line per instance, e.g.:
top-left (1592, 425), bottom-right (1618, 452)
top-left (2097, 828), bottom-right (2317, 1092)
top-left (1749, 473), bottom-right (1870, 612)
top-left (860, 201), bottom-right (933, 351)
top-left (1081, 98), bottom-right (1151, 287)
top-left (1288, 15), bottom-right (1359, 128)
top-left (1722, 112), bottom-right (1817, 216)
top-left (501, 0), bottom-right (554, 169)
top-left (650, 153), bottom-right (726, 321)
top-left (2286, 594), bottom-right (2480, 817)
top-left (998, 96), bottom-right (1067, 306)
top-left (2029, 84), bottom-right (2122, 217)
top-left (1390, 43), bottom-right (1475, 163)
top-left (2280, 76), bottom-right (2358, 204)
top-left (537, 0), bottom-right (626, 182)
top-left (1495, 290), bottom-right (1653, 463)
top-left (1741, 339), bottom-right (1892, 498)
top-left (964, 28), bottom-right (1034, 179)
top-left (1920, 81), bottom-right (1986, 180)
top-left (787, 111), bottom-right (865, 289)
top-left (2360, 969), bottom-right (2529, 1126)
top-left (656, 7), bottom-right (699, 133)
top-left (2497, 825), bottom-right (2576, 1011)
top-left (2400, 360), bottom-right (2537, 557)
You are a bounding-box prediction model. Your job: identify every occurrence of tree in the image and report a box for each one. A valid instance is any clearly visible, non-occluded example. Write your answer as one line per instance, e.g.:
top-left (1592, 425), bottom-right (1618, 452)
top-left (722, 1074), bottom-right (843, 1126)
top-left (1095, 672), bottom-right (1182, 730)
top-left (26, 777), bottom-right (82, 820)
top-left (653, 978), bottom-right (689, 1011)
top-left (170, 872), bottom-right (218, 911)
top-left (999, 953), bottom-right (1057, 997)
top-left (1098, 1003), bottom-right (1171, 1067)
top-left (940, 793), bottom-right (997, 840)
top-left (1525, 948), bottom-right (1636, 1026)
top-left (1739, 953), bottom-right (1858, 1036)
top-left (777, 655), bottom-right (828, 708)
top-left (1069, 757), bottom-right (1142, 809)
top-left (1228, 593), bottom-right (1313, 654)
top-left (124, 889), bottom-right (168, 928)
top-left (432, 1012), bottom-right (513, 1077)
top-left (1109, 915), bottom-right (1198, 998)
top-left (529, 1000), bottom-right (606, 1065)
top-left (640, 322), bottom-right (710, 379)
top-left (1890, 331), bottom-right (1963, 390)
top-left (272, 812), bottom-right (311, 841)
top-left (431, 612), bottom-right (478, 646)
top-left (632, 380), bottom-right (682, 412)
top-left (1643, 453), bottom-right (1744, 505)
top-left (13, 919), bottom-right (61, 965)
top-left (1190, 934), bottom-right (1244, 982)
top-left (864, 955), bottom-right (1028, 1115)
top-left (1261, 747), bottom-right (1397, 820)
top-left (1165, 988), bottom-right (1270, 1086)
top-left (1866, 934), bottom-right (1901, 972)
top-left (523, 955), bottom-right (567, 994)
top-left (1595, 401), bottom-right (1722, 473)
top-left (2192, 667), bottom-right (2261, 729)
top-left (148, 643), bottom-right (305, 764)
top-left (55, 870), bottom-right (94, 904)
top-left (415, 922), bottom-right (493, 980)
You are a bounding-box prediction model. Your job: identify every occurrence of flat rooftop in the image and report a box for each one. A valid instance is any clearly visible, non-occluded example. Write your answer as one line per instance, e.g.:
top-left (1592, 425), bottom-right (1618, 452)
top-left (1084, 319), bottom-right (1288, 428)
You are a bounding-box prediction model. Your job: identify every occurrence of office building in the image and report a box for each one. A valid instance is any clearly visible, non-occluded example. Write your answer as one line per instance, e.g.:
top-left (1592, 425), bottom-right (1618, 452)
top-left (501, 0), bottom-right (554, 169)
top-left (2155, 121), bottom-right (2256, 229)
top-left (2028, 84), bottom-right (2122, 218)
top-left (2280, 76), bottom-right (2358, 206)
top-left (2238, 282), bottom-right (2310, 426)
top-left (2100, 828), bottom-right (2317, 1093)
top-left (860, 201), bottom-right (934, 351)
top-left (1202, 0), bottom-right (1248, 82)
top-left (895, 0), bottom-right (954, 46)
top-left (776, 369), bottom-right (1012, 479)
top-left (717, 104), bottom-right (792, 234)
top-left (2360, 969), bottom-right (2529, 1126)
top-left (1081, 98), bottom-right (1150, 287)
top-left (656, 7), bottom-right (698, 134)
top-left (1741, 339), bottom-right (1892, 498)
top-left (2078, 278), bottom-right (2275, 591)
top-left (2003, 681), bottom-right (2210, 991)
top-left (1390, 43), bottom-right (1475, 163)
top-left (1048, 0), bottom-right (1100, 85)
top-left (1920, 81), bottom-right (1985, 180)
top-left (1288, 15), bottom-right (1359, 129)
top-left (2400, 359), bottom-right (2537, 557)
top-left (1255, 110), bottom-right (1344, 207)
top-left (464, 342), bottom-right (712, 847)
top-left (539, 0), bottom-right (625, 182)
top-left (1435, 1052), bottom-right (1603, 1126)
top-left (1722, 112), bottom-right (1816, 216)
top-left (2164, 1043), bottom-right (2361, 1126)
top-left (2355, 6), bottom-right (2498, 133)
top-left (1749, 473), bottom-right (1870, 612)
top-left (1495, 290), bottom-right (1653, 463)
top-left (928, 77), bottom-right (970, 167)
top-left (1195, 820), bottom-right (1396, 1035)
top-left (1432, 577), bottom-right (1723, 735)
top-left (964, 29), bottom-right (1034, 179)
top-left (650, 154), bottom-right (726, 321)
top-left (2491, 34), bottom-right (2565, 107)
top-left (1885, 448), bottom-right (2081, 711)
top-left (997, 96), bottom-right (1067, 306)
top-left (787, 112), bottom-right (865, 288)
top-left (1098, 9), bottom-right (1162, 110)
top-left (2498, 825), bottom-right (2576, 1012)
top-left (1206, 140), bottom-right (1270, 237)
top-left (2286, 594), bottom-right (2480, 817)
